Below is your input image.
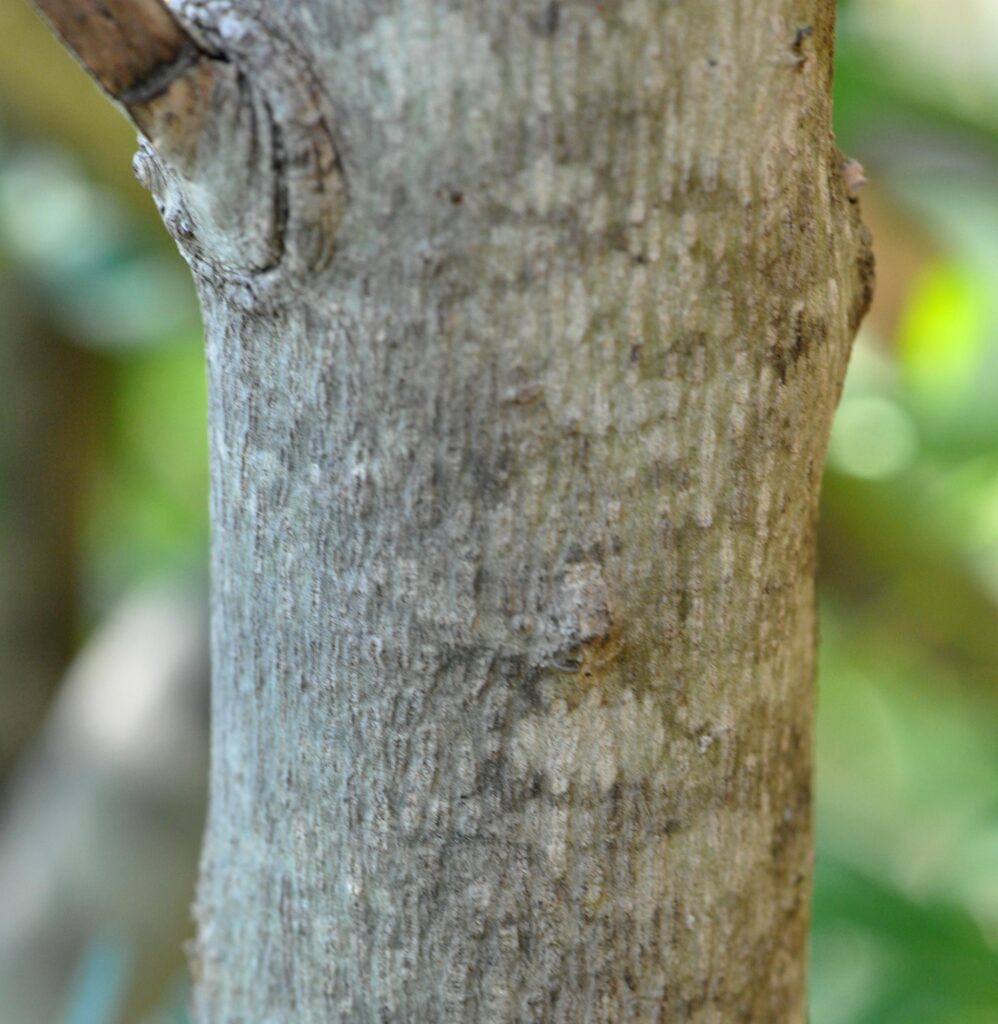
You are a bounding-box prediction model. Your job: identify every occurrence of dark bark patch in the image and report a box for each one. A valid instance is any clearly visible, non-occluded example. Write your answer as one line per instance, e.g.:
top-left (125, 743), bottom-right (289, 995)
top-left (530, 1), bottom-right (560, 35)
top-left (850, 225), bottom-right (876, 332)
top-left (790, 25), bottom-right (813, 68)
top-left (769, 309), bottom-right (828, 384)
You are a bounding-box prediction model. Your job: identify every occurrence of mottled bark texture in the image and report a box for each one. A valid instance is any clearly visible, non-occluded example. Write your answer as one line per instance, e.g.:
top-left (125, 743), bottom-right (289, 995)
top-left (36, 0), bottom-right (872, 1020)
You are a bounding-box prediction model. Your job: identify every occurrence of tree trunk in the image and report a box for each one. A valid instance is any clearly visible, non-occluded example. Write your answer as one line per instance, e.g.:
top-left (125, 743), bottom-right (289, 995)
top-left (35, 0), bottom-right (872, 1019)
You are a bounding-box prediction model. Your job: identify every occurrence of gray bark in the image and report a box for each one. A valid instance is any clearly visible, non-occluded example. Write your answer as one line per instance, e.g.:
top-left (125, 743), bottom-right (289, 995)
top-left (36, 0), bottom-right (873, 1020)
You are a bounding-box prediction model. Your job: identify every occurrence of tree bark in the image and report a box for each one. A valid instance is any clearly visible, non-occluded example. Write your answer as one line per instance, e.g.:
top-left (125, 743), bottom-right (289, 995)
top-left (35, 0), bottom-right (872, 1020)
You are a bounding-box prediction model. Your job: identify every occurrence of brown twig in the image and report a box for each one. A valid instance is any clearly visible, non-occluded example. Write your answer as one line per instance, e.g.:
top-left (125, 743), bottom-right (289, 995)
top-left (30, 0), bottom-right (203, 119)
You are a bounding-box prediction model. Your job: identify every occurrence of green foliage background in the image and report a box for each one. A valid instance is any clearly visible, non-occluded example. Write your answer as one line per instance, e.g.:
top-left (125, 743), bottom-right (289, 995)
top-left (2, 0), bottom-right (997, 1020)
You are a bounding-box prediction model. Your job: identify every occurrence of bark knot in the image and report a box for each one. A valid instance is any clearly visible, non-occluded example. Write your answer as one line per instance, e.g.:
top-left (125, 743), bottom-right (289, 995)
top-left (133, 2), bottom-right (347, 288)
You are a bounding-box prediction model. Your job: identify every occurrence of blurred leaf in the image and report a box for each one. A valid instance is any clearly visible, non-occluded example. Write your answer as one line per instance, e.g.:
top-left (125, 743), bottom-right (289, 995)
top-left (816, 602), bottom-right (998, 942)
top-left (828, 395), bottom-right (918, 480)
top-left (898, 262), bottom-right (988, 399)
top-left (835, 0), bottom-right (998, 143)
top-left (892, 174), bottom-right (998, 280)
top-left (83, 341), bottom-right (209, 616)
top-left (812, 859), bottom-right (998, 1024)
top-left (61, 932), bottom-right (132, 1024)
top-left (0, 145), bottom-right (198, 351)
top-left (139, 977), bottom-right (191, 1024)
top-left (59, 254), bottom-right (197, 349)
